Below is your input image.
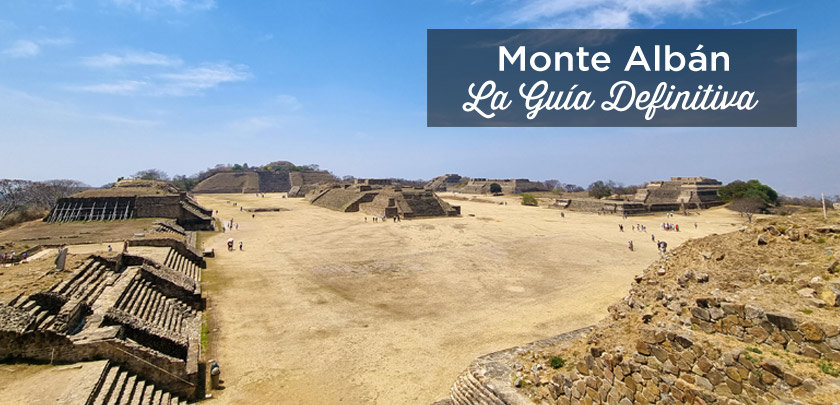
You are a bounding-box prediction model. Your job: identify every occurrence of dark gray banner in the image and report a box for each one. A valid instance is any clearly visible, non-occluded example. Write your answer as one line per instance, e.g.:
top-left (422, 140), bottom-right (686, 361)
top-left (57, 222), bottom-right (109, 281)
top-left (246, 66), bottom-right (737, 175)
top-left (427, 29), bottom-right (796, 127)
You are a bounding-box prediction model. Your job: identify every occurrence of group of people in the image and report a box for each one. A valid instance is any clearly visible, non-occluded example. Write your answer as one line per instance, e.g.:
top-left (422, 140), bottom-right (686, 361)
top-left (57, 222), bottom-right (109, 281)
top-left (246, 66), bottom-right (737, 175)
top-left (365, 215), bottom-right (402, 223)
top-left (0, 251), bottom-right (19, 263)
top-left (661, 223), bottom-right (680, 232)
top-left (227, 239), bottom-right (244, 251)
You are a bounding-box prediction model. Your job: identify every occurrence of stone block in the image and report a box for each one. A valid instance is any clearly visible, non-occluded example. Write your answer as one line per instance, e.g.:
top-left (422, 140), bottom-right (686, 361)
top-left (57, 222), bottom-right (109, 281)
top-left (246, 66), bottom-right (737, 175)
top-left (766, 312), bottom-right (797, 330)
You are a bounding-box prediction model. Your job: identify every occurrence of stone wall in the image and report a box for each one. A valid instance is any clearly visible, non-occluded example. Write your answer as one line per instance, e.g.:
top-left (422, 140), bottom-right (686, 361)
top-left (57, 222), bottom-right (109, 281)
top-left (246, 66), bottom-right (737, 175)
top-left (553, 198), bottom-right (648, 215)
top-left (689, 298), bottom-right (840, 362)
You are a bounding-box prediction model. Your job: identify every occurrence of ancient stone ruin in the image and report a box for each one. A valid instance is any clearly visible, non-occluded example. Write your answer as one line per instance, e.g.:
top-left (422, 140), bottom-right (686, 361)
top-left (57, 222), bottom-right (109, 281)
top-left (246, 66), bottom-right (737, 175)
top-left (0, 238), bottom-right (206, 402)
top-left (553, 177), bottom-right (724, 216)
top-left (307, 182), bottom-right (460, 218)
top-left (425, 174), bottom-right (467, 192)
top-left (45, 179), bottom-right (214, 230)
top-left (192, 169), bottom-right (337, 195)
top-left (633, 177), bottom-right (724, 211)
top-left (438, 215), bottom-right (840, 404)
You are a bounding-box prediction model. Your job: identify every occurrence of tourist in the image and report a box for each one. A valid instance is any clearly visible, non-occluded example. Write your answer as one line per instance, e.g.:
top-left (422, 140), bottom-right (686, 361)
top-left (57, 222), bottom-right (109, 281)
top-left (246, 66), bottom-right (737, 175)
top-left (239, 241), bottom-right (243, 251)
top-left (235, 223), bottom-right (239, 230)
top-left (122, 241), bottom-right (128, 253)
top-left (209, 360), bottom-right (222, 389)
top-left (675, 224), bottom-right (679, 232)
top-left (252, 214), bottom-right (255, 219)
top-left (107, 245), bottom-right (112, 252)
top-left (628, 241), bottom-right (634, 251)
top-left (561, 212), bottom-right (565, 218)
top-left (651, 234), bottom-right (655, 242)
top-left (619, 224), bottom-right (623, 232)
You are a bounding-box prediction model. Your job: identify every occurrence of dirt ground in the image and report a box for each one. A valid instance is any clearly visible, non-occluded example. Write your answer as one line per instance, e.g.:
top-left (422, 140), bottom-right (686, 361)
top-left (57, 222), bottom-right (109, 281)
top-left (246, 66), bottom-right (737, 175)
top-left (195, 193), bottom-right (744, 404)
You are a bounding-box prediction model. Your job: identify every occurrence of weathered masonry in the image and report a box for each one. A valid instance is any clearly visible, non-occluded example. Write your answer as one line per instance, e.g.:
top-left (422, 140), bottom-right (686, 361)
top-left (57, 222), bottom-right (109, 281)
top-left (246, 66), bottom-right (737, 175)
top-left (0, 239), bottom-right (207, 401)
top-left (45, 180), bottom-right (214, 230)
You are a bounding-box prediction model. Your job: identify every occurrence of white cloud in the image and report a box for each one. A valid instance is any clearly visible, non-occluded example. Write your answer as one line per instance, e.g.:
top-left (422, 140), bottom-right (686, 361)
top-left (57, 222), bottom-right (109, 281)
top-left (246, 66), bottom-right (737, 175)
top-left (69, 80), bottom-right (148, 95)
top-left (157, 62), bottom-right (250, 95)
top-left (274, 94), bottom-right (302, 111)
top-left (2, 37), bottom-right (73, 58)
top-left (732, 8), bottom-right (786, 25)
top-left (502, 0), bottom-right (716, 28)
top-left (69, 62), bottom-right (250, 96)
top-left (3, 40), bottom-right (40, 58)
top-left (81, 50), bottom-right (183, 68)
top-left (109, 0), bottom-right (215, 13)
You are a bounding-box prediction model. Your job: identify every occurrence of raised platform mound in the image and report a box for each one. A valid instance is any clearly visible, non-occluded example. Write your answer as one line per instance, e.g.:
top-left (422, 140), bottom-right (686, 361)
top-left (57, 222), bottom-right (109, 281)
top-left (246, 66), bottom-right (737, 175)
top-left (192, 169), bottom-right (337, 196)
top-left (440, 212), bottom-right (840, 404)
top-left (45, 179), bottom-right (214, 230)
top-left (307, 184), bottom-right (460, 218)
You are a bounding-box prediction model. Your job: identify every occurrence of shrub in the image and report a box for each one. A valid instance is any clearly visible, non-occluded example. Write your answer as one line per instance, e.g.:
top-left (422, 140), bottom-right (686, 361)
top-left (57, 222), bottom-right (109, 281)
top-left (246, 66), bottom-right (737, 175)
top-left (820, 361), bottom-right (840, 377)
top-left (489, 183), bottom-right (502, 194)
top-left (521, 193), bottom-right (538, 206)
top-left (549, 356), bottom-right (566, 369)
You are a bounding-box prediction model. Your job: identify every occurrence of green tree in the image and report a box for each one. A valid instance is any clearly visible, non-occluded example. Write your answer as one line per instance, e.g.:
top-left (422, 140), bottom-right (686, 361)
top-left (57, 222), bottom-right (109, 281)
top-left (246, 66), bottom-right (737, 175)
top-left (718, 180), bottom-right (778, 205)
top-left (587, 181), bottom-right (612, 199)
top-left (489, 183), bottom-right (502, 193)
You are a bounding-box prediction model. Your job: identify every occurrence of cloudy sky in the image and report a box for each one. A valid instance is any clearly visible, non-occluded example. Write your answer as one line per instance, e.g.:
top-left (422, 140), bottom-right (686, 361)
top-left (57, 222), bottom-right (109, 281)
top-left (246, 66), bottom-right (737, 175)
top-left (0, 0), bottom-right (837, 196)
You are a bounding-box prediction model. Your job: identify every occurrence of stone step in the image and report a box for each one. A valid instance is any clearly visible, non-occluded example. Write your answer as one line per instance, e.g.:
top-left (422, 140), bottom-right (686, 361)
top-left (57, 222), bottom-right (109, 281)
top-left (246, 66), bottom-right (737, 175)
top-left (124, 279), bottom-right (144, 313)
top-left (128, 379), bottom-right (146, 405)
top-left (117, 277), bottom-right (140, 310)
top-left (51, 258), bottom-right (94, 293)
top-left (151, 388), bottom-right (162, 404)
top-left (122, 374), bottom-right (137, 404)
top-left (106, 370), bottom-right (128, 405)
top-left (140, 289), bottom-right (160, 321)
top-left (19, 299), bottom-right (37, 311)
top-left (463, 372), bottom-right (504, 405)
top-left (92, 365), bottom-right (119, 405)
top-left (133, 282), bottom-right (153, 316)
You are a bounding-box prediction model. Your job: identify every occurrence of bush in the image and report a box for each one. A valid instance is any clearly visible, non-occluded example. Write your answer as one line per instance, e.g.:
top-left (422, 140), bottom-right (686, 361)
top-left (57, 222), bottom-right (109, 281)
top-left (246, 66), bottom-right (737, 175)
top-left (521, 193), bottom-right (538, 206)
top-left (549, 356), bottom-right (566, 369)
top-left (489, 183), bottom-right (502, 194)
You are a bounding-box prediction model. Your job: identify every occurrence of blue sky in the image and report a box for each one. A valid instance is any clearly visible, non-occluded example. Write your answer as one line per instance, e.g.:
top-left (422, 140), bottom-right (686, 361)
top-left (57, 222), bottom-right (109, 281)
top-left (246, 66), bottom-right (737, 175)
top-left (0, 0), bottom-right (837, 196)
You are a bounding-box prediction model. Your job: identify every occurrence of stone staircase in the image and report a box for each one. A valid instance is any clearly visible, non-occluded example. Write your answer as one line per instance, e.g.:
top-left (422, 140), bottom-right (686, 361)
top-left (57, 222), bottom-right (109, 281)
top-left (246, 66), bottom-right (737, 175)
top-left (450, 370), bottom-right (506, 405)
top-left (113, 276), bottom-right (197, 336)
top-left (163, 248), bottom-right (201, 284)
top-left (13, 294), bottom-right (62, 331)
top-left (49, 257), bottom-right (118, 305)
top-left (88, 362), bottom-right (189, 405)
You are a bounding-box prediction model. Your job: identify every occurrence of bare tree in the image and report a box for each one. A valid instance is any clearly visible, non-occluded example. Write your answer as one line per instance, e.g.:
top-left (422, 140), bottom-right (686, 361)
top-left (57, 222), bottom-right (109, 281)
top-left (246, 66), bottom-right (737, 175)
top-left (133, 169), bottom-right (169, 181)
top-left (729, 197), bottom-right (766, 223)
top-left (543, 179), bottom-right (560, 191)
top-left (0, 180), bottom-right (28, 221)
top-left (0, 179), bottom-right (88, 222)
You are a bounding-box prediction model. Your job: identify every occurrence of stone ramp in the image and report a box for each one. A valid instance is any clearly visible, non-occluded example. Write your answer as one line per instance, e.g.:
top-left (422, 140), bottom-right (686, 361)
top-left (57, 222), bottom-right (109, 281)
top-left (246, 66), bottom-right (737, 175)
top-left (87, 361), bottom-right (189, 405)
